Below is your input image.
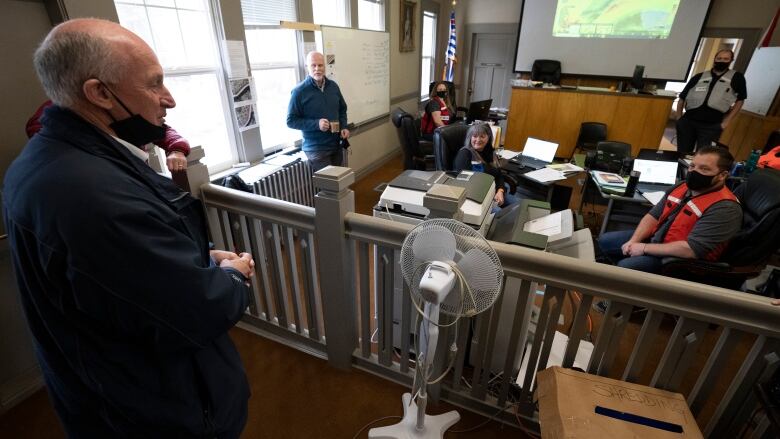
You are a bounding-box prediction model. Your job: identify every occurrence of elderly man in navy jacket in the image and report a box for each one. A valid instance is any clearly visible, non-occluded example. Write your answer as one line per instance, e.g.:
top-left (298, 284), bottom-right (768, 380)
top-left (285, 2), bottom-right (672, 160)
top-left (287, 51), bottom-right (350, 172)
top-left (3, 18), bottom-right (255, 438)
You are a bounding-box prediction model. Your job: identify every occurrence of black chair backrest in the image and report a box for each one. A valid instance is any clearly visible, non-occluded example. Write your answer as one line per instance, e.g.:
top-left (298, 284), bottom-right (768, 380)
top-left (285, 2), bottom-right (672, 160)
top-left (531, 60), bottom-right (561, 85)
top-left (429, 81), bottom-right (457, 105)
top-left (597, 141), bottom-right (631, 158)
top-left (637, 148), bottom-right (680, 161)
top-left (577, 122), bottom-right (607, 149)
top-left (433, 123), bottom-right (470, 171)
top-left (765, 130), bottom-right (780, 154)
top-left (724, 168), bottom-right (780, 265)
top-left (391, 107), bottom-right (426, 170)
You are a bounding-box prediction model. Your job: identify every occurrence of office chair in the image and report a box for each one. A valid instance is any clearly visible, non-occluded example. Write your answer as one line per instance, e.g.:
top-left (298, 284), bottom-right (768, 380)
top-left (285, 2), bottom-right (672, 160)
top-left (391, 107), bottom-right (434, 170)
top-left (661, 168), bottom-right (780, 290)
top-left (428, 81), bottom-right (469, 120)
top-left (571, 122), bottom-right (607, 157)
top-left (586, 141), bottom-right (632, 174)
top-left (765, 130), bottom-right (780, 154)
top-left (433, 123), bottom-right (518, 194)
top-left (531, 59), bottom-right (562, 85)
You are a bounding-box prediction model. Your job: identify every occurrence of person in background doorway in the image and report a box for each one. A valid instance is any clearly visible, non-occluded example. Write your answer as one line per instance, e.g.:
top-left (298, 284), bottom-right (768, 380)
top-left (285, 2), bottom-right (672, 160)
top-left (675, 49), bottom-right (747, 155)
top-left (421, 81), bottom-right (453, 141)
top-left (4, 18), bottom-right (254, 437)
top-left (26, 99), bottom-right (191, 173)
top-left (287, 51), bottom-right (350, 173)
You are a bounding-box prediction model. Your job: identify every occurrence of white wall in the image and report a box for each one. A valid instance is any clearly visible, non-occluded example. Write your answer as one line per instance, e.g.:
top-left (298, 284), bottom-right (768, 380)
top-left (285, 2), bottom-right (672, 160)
top-left (464, 0), bottom-right (521, 25)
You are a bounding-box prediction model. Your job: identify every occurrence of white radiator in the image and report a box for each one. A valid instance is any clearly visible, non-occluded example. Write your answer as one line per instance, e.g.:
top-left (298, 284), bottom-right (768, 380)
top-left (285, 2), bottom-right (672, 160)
top-left (251, 156), bottom-right (315, 207)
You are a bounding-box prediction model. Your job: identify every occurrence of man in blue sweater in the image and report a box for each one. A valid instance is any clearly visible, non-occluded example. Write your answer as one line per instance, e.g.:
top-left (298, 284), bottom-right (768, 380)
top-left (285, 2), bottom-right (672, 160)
top-left (287, 51), bottom-right (350, 172)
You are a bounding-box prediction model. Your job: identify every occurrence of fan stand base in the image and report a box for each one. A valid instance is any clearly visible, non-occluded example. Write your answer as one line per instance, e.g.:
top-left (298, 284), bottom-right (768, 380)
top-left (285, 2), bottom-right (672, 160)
top-left (368, 393), bottom-right (460, 439)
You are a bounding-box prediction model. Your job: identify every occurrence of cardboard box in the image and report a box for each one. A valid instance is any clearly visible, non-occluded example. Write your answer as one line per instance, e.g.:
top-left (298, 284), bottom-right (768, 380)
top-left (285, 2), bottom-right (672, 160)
top-left (535, 367), bottom-right (703, 438)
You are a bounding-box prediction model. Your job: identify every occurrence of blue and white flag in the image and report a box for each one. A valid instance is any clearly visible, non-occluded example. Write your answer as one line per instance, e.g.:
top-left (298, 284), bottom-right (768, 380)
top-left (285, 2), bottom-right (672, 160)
top-left (444, 11), bottom-right (457, 82)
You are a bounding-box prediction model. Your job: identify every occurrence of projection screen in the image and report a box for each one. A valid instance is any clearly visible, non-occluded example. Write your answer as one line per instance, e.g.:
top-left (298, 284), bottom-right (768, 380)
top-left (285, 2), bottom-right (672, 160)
top-left (514, 0), bottom-right (712, 81)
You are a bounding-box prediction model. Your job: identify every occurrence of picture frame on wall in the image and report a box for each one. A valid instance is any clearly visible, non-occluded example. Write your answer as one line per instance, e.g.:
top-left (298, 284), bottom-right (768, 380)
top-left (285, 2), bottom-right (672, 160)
top-left (400, 0), bottom-right (416, 52)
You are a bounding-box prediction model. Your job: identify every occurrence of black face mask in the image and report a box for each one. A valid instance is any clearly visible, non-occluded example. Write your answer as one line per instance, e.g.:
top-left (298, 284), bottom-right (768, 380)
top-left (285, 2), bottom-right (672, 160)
top-left (102, 83), bottom-right (166, 147)
top-left (713, 61), bottom-right (730, 72)
top-left (686, 170), bottom-right (717, 191)
top-left (436, 91), bottom-right (447, 99)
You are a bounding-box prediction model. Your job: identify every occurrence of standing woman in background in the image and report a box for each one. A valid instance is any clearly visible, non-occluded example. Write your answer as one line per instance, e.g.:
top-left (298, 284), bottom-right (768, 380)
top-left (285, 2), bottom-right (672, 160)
top-left (420, 81), bottom-right (453, 140)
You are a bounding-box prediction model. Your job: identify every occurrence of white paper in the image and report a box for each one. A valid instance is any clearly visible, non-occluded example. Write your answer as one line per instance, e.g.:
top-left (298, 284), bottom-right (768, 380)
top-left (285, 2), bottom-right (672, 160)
top-left (641, 191), bottom-right (666, 205)
top-left (237, 163), bottom-right (281, 183)
top-left (497, 149), bottom-right (520, 160)
top-left (223, 40), bottom-right (248, 78)
top-left (524, 167), bottom-right (566, 183)
top-left (523, 211), bottom-right (562, 236)
top-left (546, 163), bottom-right (584, 173)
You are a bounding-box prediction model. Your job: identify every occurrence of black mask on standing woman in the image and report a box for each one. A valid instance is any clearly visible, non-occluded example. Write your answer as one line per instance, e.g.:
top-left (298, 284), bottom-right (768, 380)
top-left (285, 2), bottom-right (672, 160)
top-left (102, 82), bottom-right (166, 147)
top-left (436, 91), bottom-right (447, 99)
top-left (713, 61), bottom-right (730, 72)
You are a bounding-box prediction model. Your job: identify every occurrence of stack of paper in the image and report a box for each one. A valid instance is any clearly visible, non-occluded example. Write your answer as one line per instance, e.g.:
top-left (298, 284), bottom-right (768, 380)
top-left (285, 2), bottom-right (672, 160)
top-left (592, 171), bottom-right (627, 187)
top-left (546, 163), bottom-right (584, 175)
top-left (524, 167), bottom-right (566, 183)
top-left (641, 191), bottom-right (666, 205)
top-left (496, 149), bottom-right (520, 160)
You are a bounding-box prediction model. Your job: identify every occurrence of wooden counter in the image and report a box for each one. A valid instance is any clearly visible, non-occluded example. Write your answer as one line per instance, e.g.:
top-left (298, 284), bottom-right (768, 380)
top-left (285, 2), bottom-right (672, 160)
top-left (505, 86), bottom-right (675, 158)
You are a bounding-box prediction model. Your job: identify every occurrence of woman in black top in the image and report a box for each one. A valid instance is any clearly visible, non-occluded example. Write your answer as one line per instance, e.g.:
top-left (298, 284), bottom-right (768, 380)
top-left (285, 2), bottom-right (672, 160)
top-left (453, 123), bottom-right (517, 209)
top-left (420, 82), bottom-right (453, 140)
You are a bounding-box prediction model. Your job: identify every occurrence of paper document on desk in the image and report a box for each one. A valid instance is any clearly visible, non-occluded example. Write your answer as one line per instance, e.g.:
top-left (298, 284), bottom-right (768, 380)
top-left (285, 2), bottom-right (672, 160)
top-left (523, 210), bottom-right (563, 236)
top-left (592, 171), bottom-right (627, 187)
top-left (497, 149), bottom-right (520, 160)
top-left (524, 167), bottom-right (566, 183)
top-left (641, 191), bottom-right (666, 205)
top-left (547, 163), bottom-right (584, 174)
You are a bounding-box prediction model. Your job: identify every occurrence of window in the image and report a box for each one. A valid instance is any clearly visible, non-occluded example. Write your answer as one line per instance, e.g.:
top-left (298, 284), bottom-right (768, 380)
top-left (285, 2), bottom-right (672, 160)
top-left (420, 11), bottom-right (437, 98)
top-left (245, 28), bottom-right (302, 152)
top-left (115, 0), bottom-right (238, 172)
top-left (312, 0), bottom-right (349, 27)
top-left (358, 0), bottom-right (385, 31)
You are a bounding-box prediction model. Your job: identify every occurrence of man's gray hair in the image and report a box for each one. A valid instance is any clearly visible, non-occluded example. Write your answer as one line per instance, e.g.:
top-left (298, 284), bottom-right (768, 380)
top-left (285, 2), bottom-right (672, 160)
top-left (33, 30), bottom-right (126, 107)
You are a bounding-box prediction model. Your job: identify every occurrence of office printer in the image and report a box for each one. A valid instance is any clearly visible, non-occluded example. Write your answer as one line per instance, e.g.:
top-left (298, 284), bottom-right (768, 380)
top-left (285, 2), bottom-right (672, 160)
top-left (374, 170), bottom-right (495, 233)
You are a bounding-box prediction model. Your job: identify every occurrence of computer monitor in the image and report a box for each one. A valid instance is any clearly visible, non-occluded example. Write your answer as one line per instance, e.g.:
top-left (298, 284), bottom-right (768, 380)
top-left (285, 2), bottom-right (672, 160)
top-left (522, 137), bottom-right (558, 163)
top-left (467, 99), bottom-right (492, 123)
top-left (632, 159), bottom-right (678, 185)
top-left (631, 65), bottom-right (645, 91)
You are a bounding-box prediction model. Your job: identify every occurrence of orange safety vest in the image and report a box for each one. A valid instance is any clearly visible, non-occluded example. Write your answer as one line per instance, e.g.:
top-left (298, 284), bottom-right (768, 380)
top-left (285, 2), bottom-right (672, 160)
top-left (651, 183), bottom-right (739, 261)
top-left (758, 145), bottom-right (780, 170)
top-left (421, 97), bottom-right (451, 135)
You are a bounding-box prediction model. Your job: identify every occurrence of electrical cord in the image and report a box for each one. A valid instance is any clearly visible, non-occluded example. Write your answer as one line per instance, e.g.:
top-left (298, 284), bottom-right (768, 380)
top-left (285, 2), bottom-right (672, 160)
top-left (351, 415), bottom-right (403, 439)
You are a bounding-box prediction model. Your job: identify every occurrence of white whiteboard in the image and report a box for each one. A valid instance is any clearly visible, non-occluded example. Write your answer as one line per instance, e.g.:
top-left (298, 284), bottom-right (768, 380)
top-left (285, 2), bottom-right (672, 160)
top-left (743, 47), bottom-right (780, 116)
top-left (321, 26), bottom-right (390, 125)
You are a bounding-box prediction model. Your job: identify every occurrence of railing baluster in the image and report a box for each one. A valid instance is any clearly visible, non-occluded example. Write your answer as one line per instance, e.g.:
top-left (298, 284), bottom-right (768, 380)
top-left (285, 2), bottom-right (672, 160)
top-left (400, 278), bottom-right (413, 374)
top-left (300, 234), bottom-right (320, 340)
top-left (219, 209), bottom-right (234, 252)
top-left (470, 311), bottom-right (492, 399)
top-left (237, 214), bottom-right (261, 317)
top-left (519, 285), bottom-right (556, 402)
top-left (377, 246), bottom-right (394, 367)
top-left (723, 350), bottom-right (780, 439)
top-left (687, 327), bottom-right (743, 415)
top-left (250, 219), bottom-right (273, 321)
top-left (497, 278), bottom-right (534, 406)
top-left (650, 317), bottom-right (709, 391)
top-left (268, 224), bottom-right (289, 328)
top-left (284, 227), bottom-right (303, 333)
top-left (358, 241), bottom-right (371, 357)
top-left (536, 287), bottom-right (565, 375)
top-left (451, 317), bottom-right (471, 392)
top-left (705, 337), bottom-right (779, 436)
top-left (562, 292), bottom-right (594, 369)
top-left (588, 301), bottom-right (633, 376)
top-left (622, 309), bottom-right (665, 383)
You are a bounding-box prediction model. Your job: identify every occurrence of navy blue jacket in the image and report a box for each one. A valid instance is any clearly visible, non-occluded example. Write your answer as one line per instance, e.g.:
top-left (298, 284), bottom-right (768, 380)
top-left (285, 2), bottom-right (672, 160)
top-left (286, 76), bottom-right (348, 152)
top-left (3, 106), bottom-right (250, 437)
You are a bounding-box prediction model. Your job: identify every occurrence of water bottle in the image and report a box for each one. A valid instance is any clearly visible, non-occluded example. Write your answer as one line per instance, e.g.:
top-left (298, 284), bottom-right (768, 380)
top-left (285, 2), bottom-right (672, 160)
top-left (624, 170), bottom-right (640, 197)
top-left (745, 150), bottom-right (760, 174)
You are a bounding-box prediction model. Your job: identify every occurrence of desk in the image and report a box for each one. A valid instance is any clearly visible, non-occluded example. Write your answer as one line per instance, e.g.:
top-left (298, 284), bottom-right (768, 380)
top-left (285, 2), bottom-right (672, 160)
top-left (505, 87), bottom-right (675, 158)
top-left (579, 171), bottom-right (656, 235)
top-left (501, 159), bottom-right (581, 211)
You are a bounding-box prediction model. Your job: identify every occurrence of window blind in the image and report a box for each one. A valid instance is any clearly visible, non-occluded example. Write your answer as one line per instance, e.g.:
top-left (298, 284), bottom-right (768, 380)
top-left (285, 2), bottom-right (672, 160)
top-left (241, 0), bottom-right (296, 26)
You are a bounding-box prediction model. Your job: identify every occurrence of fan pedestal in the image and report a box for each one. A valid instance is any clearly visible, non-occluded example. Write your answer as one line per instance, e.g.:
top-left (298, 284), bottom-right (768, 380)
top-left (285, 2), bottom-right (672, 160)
top-left (368, 393), bottom-right (460, 439)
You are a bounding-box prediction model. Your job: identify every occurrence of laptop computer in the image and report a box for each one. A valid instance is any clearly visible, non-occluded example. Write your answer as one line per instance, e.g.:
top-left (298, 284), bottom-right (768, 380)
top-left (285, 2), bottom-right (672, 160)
top-left (466, 99), bottom-right (492, 123)
top-left (632, 159), bottom-right (678, 192)
top-left (511, 137), bottom-right (559, 170)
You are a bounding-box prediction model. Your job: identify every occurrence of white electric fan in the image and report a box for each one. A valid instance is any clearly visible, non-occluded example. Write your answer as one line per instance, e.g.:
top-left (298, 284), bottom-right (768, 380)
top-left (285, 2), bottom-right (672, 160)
top-left (369, 219), bottom-right (504, 438)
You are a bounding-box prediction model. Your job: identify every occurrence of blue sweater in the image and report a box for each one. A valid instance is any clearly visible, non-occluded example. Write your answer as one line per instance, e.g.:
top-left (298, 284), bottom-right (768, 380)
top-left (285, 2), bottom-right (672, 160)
top-left (287, 76), bottom-right (348, 152)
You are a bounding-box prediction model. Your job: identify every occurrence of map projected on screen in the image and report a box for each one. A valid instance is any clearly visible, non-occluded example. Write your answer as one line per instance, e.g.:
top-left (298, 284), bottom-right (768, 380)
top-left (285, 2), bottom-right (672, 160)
top-left (553, 0), bottom-right (680, 39)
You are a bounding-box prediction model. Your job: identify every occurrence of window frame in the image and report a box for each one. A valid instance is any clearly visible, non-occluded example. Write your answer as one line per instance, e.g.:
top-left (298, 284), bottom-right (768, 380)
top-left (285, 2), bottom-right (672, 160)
top-left (420, 9), bottom-right (438, 99)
